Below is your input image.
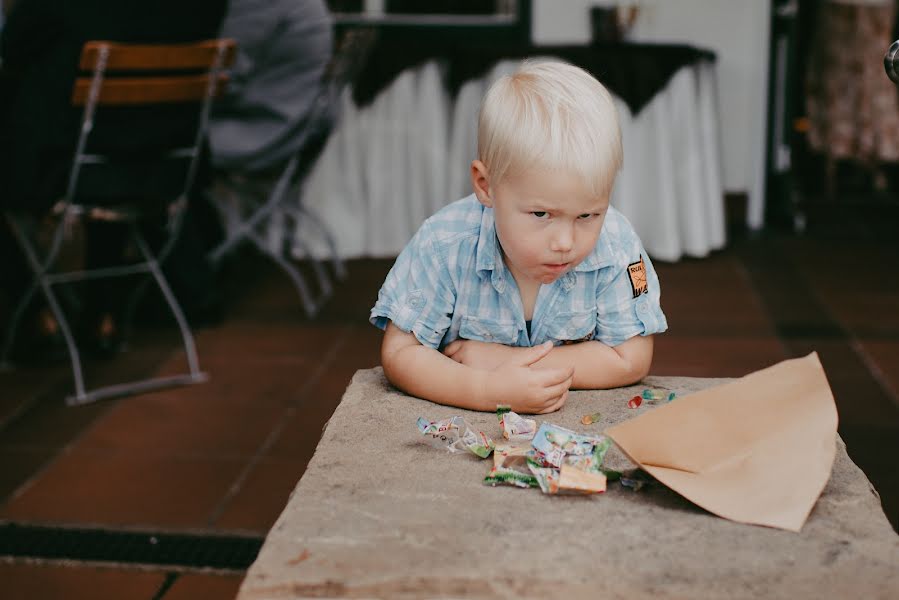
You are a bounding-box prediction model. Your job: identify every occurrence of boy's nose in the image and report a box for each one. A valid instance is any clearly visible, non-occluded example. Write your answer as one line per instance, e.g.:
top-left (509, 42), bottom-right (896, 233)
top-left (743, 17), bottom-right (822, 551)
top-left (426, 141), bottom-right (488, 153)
top-left (550, 225), bottom-right (574, 253)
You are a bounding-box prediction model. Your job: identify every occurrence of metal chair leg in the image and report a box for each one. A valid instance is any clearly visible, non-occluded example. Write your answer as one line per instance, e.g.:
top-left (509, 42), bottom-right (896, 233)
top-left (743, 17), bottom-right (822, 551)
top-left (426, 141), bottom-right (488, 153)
top-left (208, 158), bottom-right (299, 266)
top-left (5, 215), bottom-right (89, 400)
top-left (282, 206), bottom-right (333, 299)
top-left (63, 229), bottom-right (209, 407)
top-left (131, 229), bottom-right (205, 378)
top-left (247, 228), bottom-right (318, 319)
top-left (293, 203), bottom-right (347, 281)
top-left (43, 280), bottom-right (90, 404)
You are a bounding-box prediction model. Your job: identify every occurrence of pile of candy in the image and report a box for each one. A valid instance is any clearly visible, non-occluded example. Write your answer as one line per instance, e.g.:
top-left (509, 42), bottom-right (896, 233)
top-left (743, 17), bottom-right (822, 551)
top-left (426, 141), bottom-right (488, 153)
top-left (417, 390), bottom-right (673, 495)
top-left (417, 406), bottom-right (623, 495)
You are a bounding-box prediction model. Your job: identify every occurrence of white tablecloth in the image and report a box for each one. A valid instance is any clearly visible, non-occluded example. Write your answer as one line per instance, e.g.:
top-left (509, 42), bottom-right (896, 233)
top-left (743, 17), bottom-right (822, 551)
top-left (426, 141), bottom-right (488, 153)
top-left (293, 57), bottom-right (725, 263)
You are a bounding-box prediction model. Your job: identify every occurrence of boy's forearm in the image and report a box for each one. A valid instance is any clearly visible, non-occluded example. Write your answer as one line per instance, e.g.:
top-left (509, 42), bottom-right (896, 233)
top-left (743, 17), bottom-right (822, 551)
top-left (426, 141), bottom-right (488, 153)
top-left (382, 343), bottom-right (493, 411)
top-left (534, 336), bottom-right (653, 389)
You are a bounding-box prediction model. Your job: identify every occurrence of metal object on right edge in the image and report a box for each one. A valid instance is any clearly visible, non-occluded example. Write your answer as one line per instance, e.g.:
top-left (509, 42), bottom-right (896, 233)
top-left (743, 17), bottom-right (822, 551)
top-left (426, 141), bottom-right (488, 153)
top-left (884, 40), bottom-right (899, 83)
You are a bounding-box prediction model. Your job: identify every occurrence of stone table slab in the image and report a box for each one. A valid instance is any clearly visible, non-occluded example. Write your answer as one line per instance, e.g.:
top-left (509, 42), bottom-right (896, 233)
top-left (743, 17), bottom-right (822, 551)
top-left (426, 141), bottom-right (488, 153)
top-left (238, 369), bottom-right (899, 599)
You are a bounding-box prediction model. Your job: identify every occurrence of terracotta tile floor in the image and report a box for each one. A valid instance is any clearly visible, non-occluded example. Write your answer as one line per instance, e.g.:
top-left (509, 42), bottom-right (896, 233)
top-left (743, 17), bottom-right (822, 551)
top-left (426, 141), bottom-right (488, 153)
top-left (1, 215), bottom-right (897, 598)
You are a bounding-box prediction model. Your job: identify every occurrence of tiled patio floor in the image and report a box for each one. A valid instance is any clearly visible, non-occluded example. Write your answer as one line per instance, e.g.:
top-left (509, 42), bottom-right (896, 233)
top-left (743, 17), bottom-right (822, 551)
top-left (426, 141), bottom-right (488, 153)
top-left (1, 214), bottom-right (897, 599)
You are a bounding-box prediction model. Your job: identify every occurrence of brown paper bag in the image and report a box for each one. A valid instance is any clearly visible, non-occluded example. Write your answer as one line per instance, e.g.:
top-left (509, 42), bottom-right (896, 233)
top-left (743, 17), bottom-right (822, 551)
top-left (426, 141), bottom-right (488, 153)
top-left (605, 353), bottom-right (838, 531)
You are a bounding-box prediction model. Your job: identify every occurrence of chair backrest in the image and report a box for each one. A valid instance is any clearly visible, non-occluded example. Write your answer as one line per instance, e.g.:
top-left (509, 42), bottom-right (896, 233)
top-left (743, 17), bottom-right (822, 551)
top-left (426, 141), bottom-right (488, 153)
top-left (72, 40), bottom-right (236, 106)
top-left (58, 38), bottom-right (237, 269)
top-left (63, 39), bottom-right (236, 215)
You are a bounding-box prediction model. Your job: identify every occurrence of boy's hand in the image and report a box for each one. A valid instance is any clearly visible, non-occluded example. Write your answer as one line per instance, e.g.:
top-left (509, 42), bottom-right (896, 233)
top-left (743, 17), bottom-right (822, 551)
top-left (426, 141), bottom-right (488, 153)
top-left (442, 338), bottom-right (517, 371)
top-left (480, 341), bottom-right (573, 414)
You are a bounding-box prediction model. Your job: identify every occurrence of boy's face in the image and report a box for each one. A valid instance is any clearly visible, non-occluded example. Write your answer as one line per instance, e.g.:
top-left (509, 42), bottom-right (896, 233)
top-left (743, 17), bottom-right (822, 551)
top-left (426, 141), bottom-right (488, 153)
top-left (472, 161), bottom-right (610, 288)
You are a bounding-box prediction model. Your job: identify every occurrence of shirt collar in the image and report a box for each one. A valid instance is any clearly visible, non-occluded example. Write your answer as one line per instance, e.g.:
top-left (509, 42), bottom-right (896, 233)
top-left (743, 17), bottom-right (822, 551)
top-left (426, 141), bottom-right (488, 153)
top-left (474, 205), bottom-right (508, 293)
top-left (574, 224), bottom-right (616, 272)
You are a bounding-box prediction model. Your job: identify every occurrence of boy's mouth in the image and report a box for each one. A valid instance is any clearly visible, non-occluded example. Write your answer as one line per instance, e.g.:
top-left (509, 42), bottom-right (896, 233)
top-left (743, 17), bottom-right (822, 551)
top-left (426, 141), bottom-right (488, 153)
top-left (543, 262), bottom-right (570, 272)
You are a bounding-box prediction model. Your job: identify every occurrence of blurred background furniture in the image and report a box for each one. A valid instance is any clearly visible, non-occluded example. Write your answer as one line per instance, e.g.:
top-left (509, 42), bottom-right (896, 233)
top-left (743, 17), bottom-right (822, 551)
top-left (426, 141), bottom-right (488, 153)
top-left (1, 39), bottom-right (234, 405)
top-left (207, 1), bottom-right (374, 317)
top-left (291, 37), bottom-right (724, 263)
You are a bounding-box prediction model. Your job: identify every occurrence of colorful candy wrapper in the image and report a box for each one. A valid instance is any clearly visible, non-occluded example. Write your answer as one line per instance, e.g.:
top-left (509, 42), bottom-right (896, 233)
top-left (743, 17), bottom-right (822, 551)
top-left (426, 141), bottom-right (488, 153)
top-left (416, 416), bottom-right (494, 458)
top-left (641, 388), bottom-right (676, 403)
top-left (560, 437), bottom-right (611, 471)
top-left (580, 412), bottom-right (602, 425)
top-left (527, 426), bottom-right (611, 494)
top-left (531, 423), bottom-right (604, 468)
top-left (627, 395), bottom-right (643, 409)
top-left (558, 463), bottom-right (607, 493)
top-left (485, 442), bottom-right (538, 488)
top-left (484, 466), bottom-right (539, 489)
top-left (526, 463), bottom-right (561, 494)
top-left (495, 405), bottom-right (512, 422)
top-left (500, 411), bottom-right (537, 442)
top-left (492, 442), bottom-right (531, 469)
top-left (526, 457), bottom-right (606, 495)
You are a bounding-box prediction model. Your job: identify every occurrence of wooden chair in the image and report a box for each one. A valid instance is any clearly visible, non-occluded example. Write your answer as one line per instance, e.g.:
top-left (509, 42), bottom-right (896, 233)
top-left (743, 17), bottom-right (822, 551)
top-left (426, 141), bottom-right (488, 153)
top-left (1, 39), bottom-right (235, 405)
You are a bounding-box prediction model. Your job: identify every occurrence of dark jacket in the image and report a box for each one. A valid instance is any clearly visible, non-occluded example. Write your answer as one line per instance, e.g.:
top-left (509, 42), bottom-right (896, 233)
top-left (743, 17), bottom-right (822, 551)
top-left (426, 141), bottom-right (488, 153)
top-left (0, 0), bottom-right (228, 210)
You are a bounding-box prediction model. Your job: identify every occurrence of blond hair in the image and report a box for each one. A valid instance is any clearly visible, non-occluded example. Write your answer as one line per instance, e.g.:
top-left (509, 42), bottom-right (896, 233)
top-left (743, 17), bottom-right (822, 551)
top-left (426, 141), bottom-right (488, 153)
top-left (477, 60), bottom-right (622, 198)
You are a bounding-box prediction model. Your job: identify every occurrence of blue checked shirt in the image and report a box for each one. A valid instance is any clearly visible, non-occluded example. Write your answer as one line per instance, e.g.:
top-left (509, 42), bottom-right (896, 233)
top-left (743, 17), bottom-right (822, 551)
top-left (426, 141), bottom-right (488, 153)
top-left (370, 194), bottom-right (667, 350)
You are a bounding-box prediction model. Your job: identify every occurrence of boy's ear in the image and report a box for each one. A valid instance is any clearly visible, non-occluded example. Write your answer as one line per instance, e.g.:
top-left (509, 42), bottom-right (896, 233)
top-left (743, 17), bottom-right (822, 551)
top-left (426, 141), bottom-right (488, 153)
top-left (470, 160), bottom-right (493, 208)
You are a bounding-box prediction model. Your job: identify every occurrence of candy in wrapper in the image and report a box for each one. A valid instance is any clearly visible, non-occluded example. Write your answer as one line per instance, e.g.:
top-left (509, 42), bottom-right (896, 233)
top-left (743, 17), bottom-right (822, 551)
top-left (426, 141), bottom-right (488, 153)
top-left (558, 463), bottom-right (607, 494)
top-left (531, 423), bottom-right (604, 468)
top-left (526, 458), bottom-right (607, 495)
top-left (642, 388), bottom-right (676, 403)
top-left (527, 428), bottom-right (611, 495)
top-left (496, 405), bottom-right (512, 422)
top-left (526, 463), bottom-right (561, 495)
top-left (581, 412), bottom-right (602, 425)
top-left (492, 442), bottom-right (531, 469)
top-left (592, 436), bottom-right (613, 466)
top-left (416, 416), bottom-right (494, 458)
top-left (485, 442), bottom-right (538, 488)
top-left (561, 437), bottom-right (612, 472)
top-left (500, 410), bottom-right (537, 442)
top-left (483, 465), bottom-right (539, 489)
top-left (627, 395), bottom-right (643, 409)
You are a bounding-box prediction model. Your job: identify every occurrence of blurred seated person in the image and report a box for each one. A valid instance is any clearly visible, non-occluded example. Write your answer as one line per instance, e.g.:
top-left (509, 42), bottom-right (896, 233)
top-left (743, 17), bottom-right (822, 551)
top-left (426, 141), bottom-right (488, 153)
top-left (209, 0), bottom-right (335, 174)
top-left (0, 0), bottom-right (227, 360)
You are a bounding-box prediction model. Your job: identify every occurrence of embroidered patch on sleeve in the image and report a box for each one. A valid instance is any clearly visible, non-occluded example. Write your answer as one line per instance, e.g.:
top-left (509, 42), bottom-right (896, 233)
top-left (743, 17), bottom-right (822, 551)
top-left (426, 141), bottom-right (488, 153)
top-left (627, 256), bottom-right (648, 298)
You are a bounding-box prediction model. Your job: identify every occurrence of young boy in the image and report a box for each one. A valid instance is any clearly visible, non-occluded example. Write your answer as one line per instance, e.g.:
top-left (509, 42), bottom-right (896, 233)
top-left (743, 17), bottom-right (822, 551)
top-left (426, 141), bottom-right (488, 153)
top-left (370, 60), bottom-right (667, 414)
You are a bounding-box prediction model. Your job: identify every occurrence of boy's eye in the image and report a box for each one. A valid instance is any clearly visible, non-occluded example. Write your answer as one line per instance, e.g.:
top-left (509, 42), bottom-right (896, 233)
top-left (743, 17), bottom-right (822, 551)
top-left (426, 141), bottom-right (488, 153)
top-left (532, 211), bottom-right (548, 218)
top-left (578, 213), bottom-right (593, 220)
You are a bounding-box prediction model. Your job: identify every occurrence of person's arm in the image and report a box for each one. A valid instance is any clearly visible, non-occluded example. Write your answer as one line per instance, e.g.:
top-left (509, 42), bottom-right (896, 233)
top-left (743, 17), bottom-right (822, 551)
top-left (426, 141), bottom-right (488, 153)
top-left (531, 335), bottom-right (652, 388)
top-left (443, 334), bottom-right (652, 389)
top-left (381, 323), bottom-right (574, 414)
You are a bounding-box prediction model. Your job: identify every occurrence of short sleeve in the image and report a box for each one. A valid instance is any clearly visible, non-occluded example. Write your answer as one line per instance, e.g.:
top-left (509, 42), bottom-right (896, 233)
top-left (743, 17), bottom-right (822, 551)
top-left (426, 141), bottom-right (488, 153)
top-left (594, 235), bottom-right (668, 347)
top-left (369, 220), bottom-right (456, 349)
